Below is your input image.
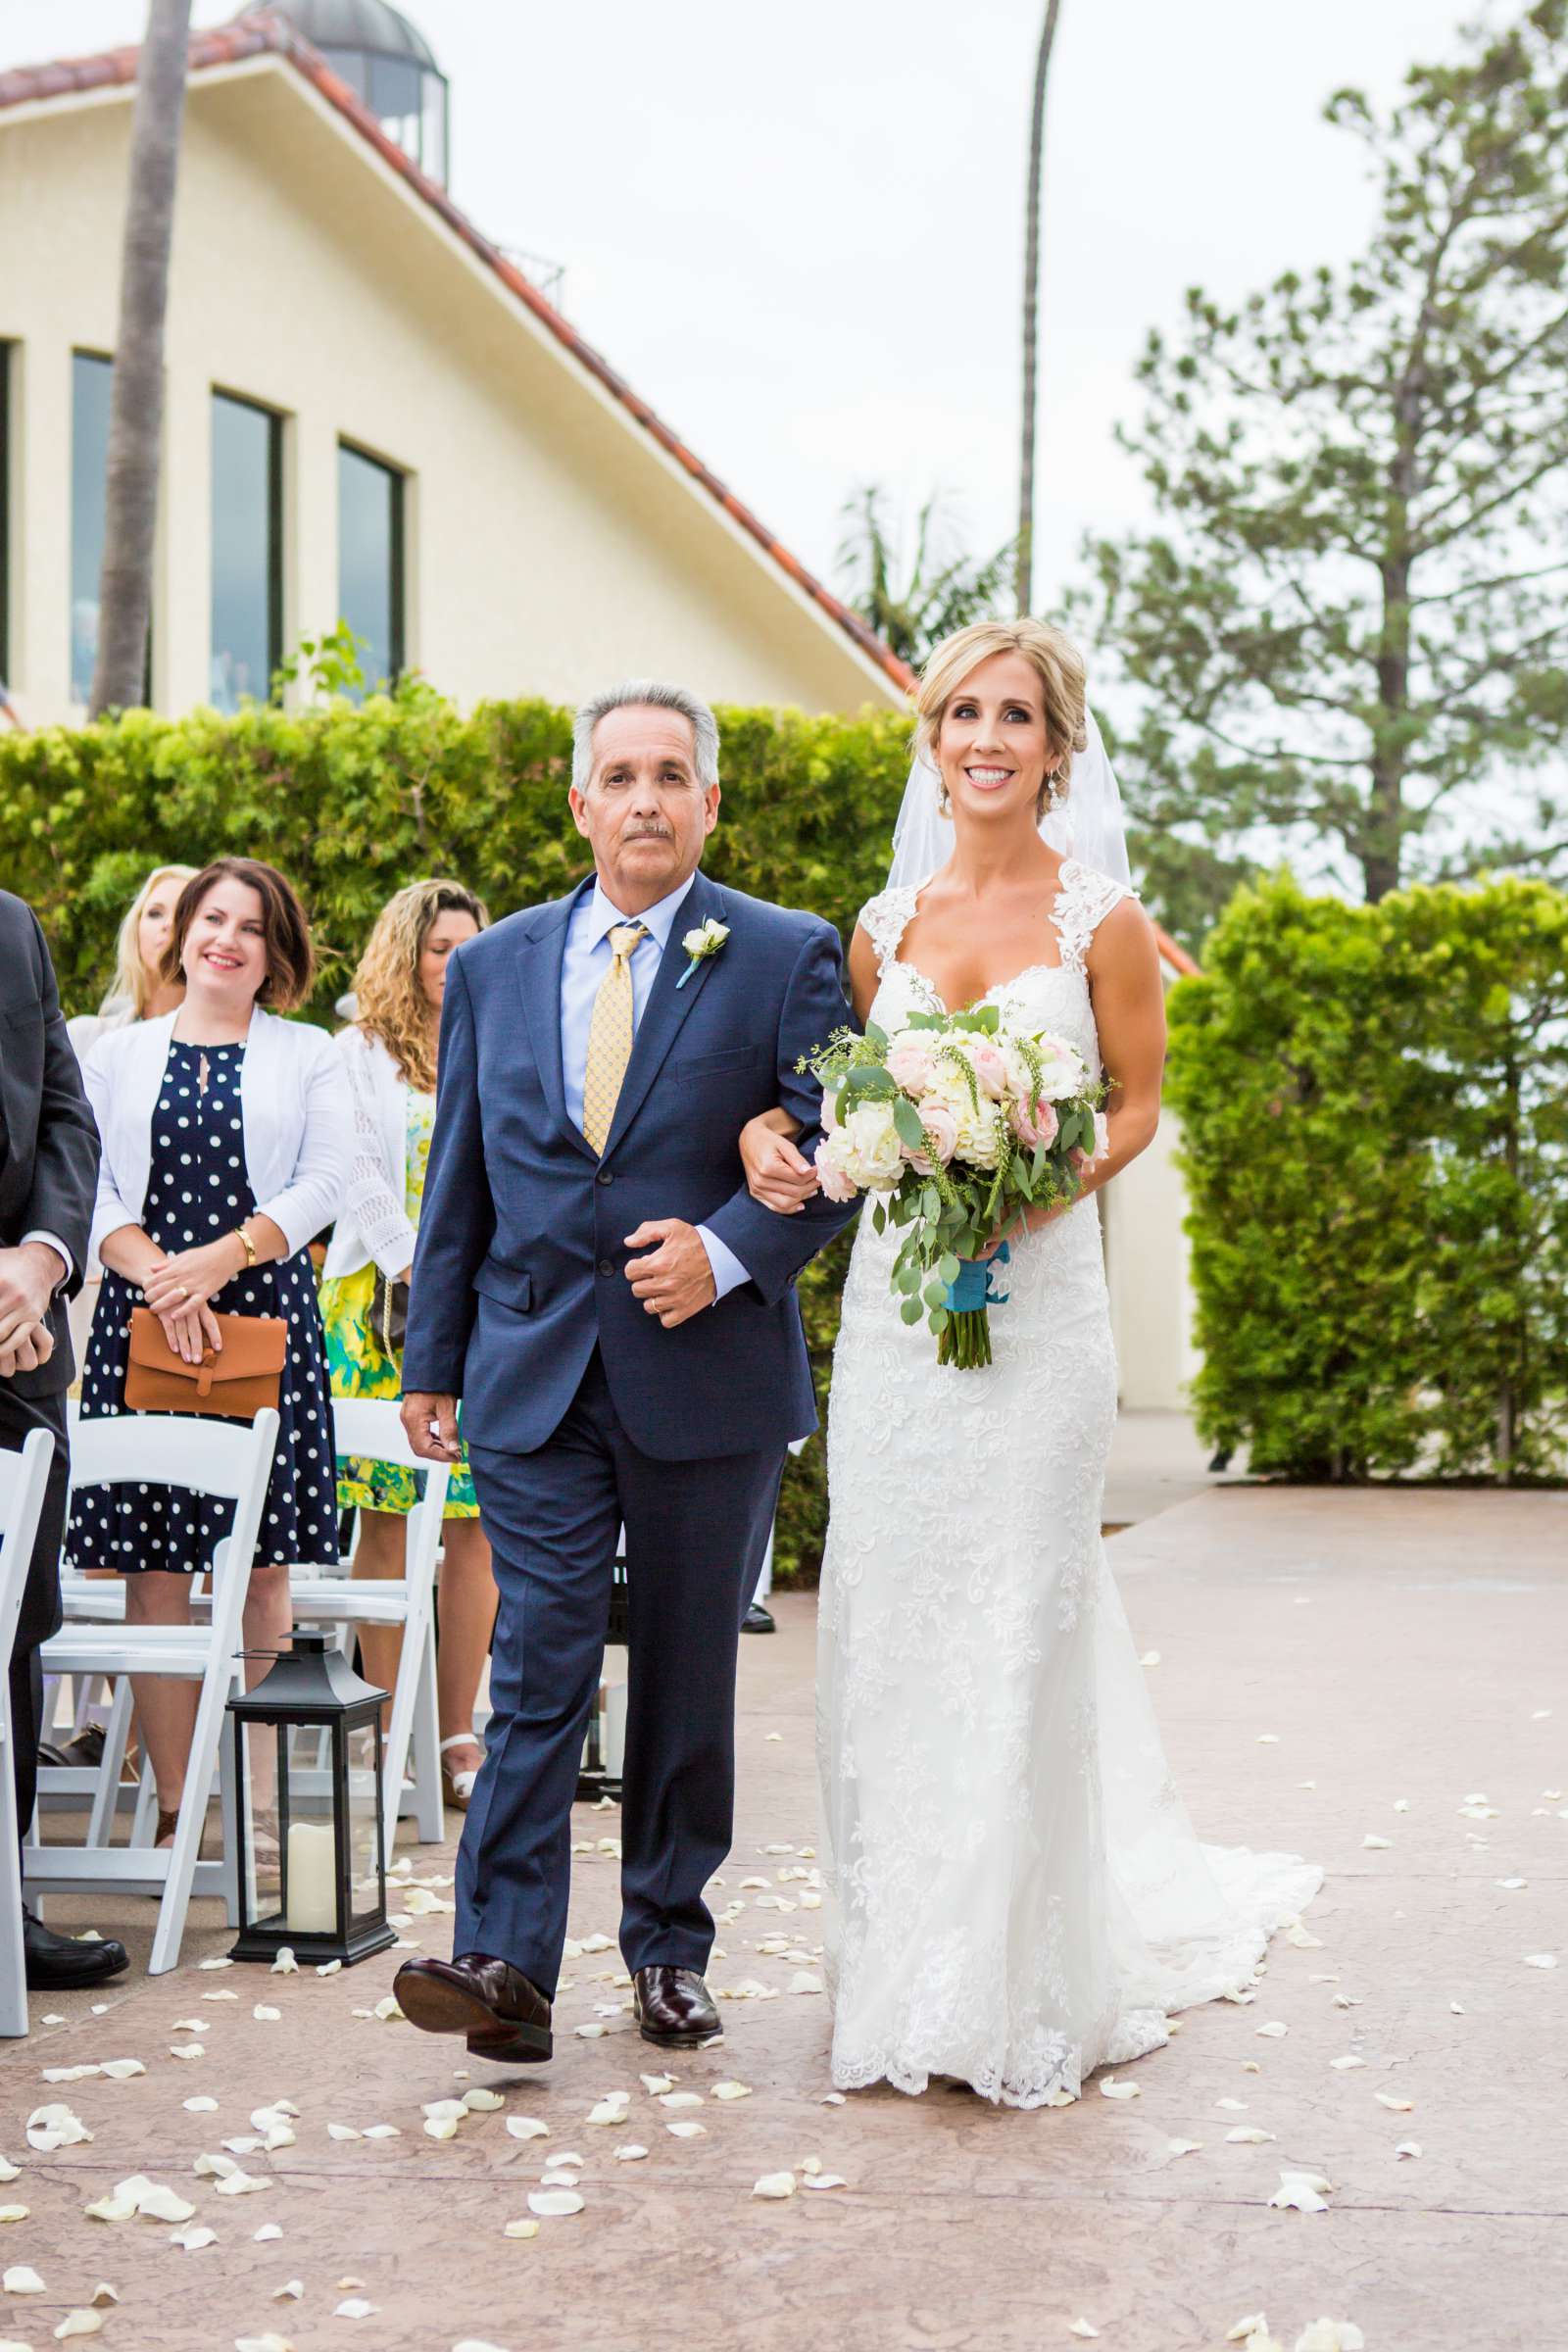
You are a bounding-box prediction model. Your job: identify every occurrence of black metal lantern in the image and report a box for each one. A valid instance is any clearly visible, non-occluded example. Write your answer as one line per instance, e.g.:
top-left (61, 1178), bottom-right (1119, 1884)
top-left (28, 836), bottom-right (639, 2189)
top-left (576, 1550), bottom-right (629, 1804)
top-left (227, 1632), bottom-right (395, 1966)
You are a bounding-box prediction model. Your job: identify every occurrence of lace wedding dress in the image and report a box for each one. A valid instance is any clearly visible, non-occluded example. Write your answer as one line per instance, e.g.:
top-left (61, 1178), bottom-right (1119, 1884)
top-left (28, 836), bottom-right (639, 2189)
top-left (817, 860), bottom-right (1322, 2107)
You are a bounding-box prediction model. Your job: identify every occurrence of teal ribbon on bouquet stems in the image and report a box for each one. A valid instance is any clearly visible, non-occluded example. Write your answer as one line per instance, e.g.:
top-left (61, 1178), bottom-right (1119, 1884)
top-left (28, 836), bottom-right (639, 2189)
top-left (939, 1242), bottom-right (1010, 1371)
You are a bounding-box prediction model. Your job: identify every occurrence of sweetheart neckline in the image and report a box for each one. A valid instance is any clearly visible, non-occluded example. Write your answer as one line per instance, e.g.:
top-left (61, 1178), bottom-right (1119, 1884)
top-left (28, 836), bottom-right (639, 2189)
top-left (883, 956), bottom-right (1076, 1016)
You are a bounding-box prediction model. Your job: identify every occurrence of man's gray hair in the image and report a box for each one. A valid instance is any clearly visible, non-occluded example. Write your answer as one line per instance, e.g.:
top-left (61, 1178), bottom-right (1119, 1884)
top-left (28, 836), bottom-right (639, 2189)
top-left (571, 679), bottom-right (720, 795)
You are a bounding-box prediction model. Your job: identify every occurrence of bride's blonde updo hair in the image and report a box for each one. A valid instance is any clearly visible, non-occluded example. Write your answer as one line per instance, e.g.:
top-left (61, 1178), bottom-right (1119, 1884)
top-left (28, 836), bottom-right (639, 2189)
top-left (916, 618), bottom-right (1089, 814)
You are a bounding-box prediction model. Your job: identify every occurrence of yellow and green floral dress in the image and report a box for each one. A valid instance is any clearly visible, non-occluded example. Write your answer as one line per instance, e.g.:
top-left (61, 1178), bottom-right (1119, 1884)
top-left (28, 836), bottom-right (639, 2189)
top-left (320, 1088), bottom-right (479, 1518)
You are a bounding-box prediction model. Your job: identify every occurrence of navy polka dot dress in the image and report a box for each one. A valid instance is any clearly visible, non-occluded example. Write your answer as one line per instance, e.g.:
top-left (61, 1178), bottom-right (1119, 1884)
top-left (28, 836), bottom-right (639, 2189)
top-left (69, 1038), bottom-right (341, 1575)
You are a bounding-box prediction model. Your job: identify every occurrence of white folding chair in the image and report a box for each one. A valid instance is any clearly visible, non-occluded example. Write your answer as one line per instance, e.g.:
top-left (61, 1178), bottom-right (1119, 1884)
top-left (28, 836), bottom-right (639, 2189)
top-left (287, 1399), bottom-right (450, 1858)
top-left (26, 1409), bottom-right (278, 1975)
top-left (0, 1428), bottom-right (55, 2036)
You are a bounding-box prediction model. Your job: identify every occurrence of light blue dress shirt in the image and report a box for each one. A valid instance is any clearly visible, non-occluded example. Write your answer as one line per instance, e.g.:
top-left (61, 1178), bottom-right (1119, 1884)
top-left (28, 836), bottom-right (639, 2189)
top-left (561, 873), bottom-right (749, 1303)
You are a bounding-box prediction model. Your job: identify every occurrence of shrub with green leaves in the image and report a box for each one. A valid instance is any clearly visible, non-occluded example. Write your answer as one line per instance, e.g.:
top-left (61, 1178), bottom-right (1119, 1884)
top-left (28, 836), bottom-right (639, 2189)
top-left (1167, 873), bottom-right (1568, 1484)
top-left (0, 680), bottom-right (915, 1578)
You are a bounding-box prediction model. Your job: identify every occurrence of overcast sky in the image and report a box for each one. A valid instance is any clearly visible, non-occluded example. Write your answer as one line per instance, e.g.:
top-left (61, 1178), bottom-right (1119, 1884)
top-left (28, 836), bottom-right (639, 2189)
top-left (8, 0), bottom-right (1487, 614)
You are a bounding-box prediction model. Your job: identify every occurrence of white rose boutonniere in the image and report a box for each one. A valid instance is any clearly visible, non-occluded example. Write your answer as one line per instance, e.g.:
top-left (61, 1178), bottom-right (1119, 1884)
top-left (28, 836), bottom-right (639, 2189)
top-left (676, 917), bottom-right (730, 988)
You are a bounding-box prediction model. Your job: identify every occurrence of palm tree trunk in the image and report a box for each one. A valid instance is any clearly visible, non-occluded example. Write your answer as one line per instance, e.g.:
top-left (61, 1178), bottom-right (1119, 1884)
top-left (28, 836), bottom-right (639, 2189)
top-left (87, 0), bottom-right (193, 720)
top-left (1015, 0), bottom-right (1065, 618)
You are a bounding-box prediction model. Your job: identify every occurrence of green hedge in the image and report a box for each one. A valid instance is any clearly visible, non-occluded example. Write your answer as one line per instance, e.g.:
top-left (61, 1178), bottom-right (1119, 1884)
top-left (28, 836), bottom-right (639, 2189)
top-left (0, 682), bottom-right (915, 1578)
top-left (1166, 873), bottom-right (1568, 1484)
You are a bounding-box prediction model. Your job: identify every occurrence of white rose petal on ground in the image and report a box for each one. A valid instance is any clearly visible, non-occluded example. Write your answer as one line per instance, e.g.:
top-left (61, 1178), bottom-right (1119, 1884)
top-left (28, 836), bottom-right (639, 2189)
top-left (327, 2125), bottom-right (363, 2142)
top-left (1524, 1953), bottom-right (1558, 1968)
top-left (274, 2282), bottom-right (304, 2301)
top-left (1225, 2318), bottom-right (1272, 2345)
top-left (658, 2092), bottom-right (703, 2111)
top-left (1068, 2325), bottom-right (1101, 2341)
top-left (1268, 2170), bottom-right (1334, 2213)
top-left (0, 2160), bottom-right (17, 2184)
top-left (638, 2074), bottom-right (675, 2097)
top-left (332, 2299), bottom-right (377, 2320)
top-left (1361, 1835), bottom-right (1392, 1850)
top-left (1225, 2128), bottom-right (1276, 2144)
top-left (1395, 2140), bottom-right (1422, 2159)
top-left (362, 2127), bottom-right (400, 2141)
top-left (1165, 2138), bottom-right (1203, 2156)
top-left (1099, 2077), bottom-right (1140, 2100)
top-left (455, 2340), bottom-right (514, 2351)
top-left (527, 2189), bottom-right (584, 2218)
top-left (182, 2097), bottom-right (220, 2115)
top-left (502, 2218), bottom-right (540, 2240)
top-left (1294, 2325), bottom-right (1365, 2352)
top-left (1329, 2055), bottom-right (1366, 2071)
top-left (214, 2173), bottom-right (271, 2198)
top-left (28, 2104), bottom-right (93, 2152)
top-left (586, 2095), bottom-right (630, 2127)
top-left (788, 1972), bottom-right (824, 1995)
top-left (462, 2088), bottom-right (505, 2113)
top-left (234, 2335), bottom-right (294, 2352)
top-left (171, 2224), bottom-right (220, 2251)
top-left (505, 2119), bottom-right (548, 2142)
top-left (613, 2145), bottom-right (649, 2163)
top-left (253, 2006), bottom-right (282, 2023)
top-left (711, 2082), bottom-right (753, 2102)
top-left (253, 2223), bottom-right (284, 2241)
top-left (573, 2024), bottom-right (608, 2039)
top-left (169, 2043), bottom-right (205, 2061)
top-left (1374, 2091), bottom-right (1414, 2112)
top-left (0, 2208), bottom-right (26, 2226)
top-left (800, 2174), bottom-right (848, 2191)
top-left (666, 2121), bottom-right (707, 2139)
top-left (2, 2266), bottom-right (44, 2293)
top-left (1254, 2022), bottom-right (1289, 2039)
top-left (752, 2173), bottom-right (796, 2200)
top-left (819, 2092), bottom-right (846, 2107)
top-left (53, 2315), bottom-right (104, 2342)
top-left (423, 2116), bottom-right (460, 2141)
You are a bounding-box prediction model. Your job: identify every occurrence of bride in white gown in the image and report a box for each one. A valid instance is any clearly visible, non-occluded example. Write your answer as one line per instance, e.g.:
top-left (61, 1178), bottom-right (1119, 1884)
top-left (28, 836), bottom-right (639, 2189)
top-left (743, 618), bottom-right (1321, 2108)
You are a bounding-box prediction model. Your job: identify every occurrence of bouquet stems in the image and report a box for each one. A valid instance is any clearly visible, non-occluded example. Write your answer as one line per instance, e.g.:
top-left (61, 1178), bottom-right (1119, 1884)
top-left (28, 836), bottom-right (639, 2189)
top-left (938, 1306), bottom-right (993, 1370)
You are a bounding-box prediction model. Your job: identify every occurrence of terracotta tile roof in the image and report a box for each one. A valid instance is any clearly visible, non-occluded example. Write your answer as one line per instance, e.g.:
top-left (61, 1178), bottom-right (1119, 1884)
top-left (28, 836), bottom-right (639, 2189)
top-left (0, 9), bottom-right (914, 699)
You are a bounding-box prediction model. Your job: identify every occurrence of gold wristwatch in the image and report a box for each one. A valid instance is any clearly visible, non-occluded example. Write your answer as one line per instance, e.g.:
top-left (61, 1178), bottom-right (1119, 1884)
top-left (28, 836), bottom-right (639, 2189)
top-left (233, 1223), bottom-right (258, 1269)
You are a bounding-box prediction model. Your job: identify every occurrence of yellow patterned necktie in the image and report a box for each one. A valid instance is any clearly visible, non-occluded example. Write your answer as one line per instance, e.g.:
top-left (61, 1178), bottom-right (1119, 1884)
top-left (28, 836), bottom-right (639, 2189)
top-left (580, 922), bottom-right (648, 1153)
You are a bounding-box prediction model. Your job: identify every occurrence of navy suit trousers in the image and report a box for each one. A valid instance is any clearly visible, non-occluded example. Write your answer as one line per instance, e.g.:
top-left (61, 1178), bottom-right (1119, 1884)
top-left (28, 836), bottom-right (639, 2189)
top-left (458, 1349), bottom-right (783, 1994)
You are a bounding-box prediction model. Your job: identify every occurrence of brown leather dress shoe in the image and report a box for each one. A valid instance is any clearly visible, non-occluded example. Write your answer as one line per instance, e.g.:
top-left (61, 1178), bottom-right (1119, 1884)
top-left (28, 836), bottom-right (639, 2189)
top-left (393, 1952), bottom-right (553, 2064)
top-left (633, 1965), bottom-right (722, 2047)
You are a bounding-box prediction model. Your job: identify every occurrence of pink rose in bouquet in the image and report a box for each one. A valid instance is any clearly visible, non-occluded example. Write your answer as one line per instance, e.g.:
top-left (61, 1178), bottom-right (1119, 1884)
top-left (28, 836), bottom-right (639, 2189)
top-left (964, 1036), bottom-right (1010, 1101)
top-left (884, 1030), bottom-right (938, 1096)
top-left (1010, 1091), bottom-right (1059, 1152)
top-left (906, 1097), bottom-right (959, 1175)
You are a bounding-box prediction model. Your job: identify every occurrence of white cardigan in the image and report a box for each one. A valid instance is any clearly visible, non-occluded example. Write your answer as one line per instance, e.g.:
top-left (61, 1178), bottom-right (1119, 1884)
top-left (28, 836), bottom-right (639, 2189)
top-left (82, 1007), bottom-right (351, 1264)
top-left (319, 1026), bottom-right (421, 1284)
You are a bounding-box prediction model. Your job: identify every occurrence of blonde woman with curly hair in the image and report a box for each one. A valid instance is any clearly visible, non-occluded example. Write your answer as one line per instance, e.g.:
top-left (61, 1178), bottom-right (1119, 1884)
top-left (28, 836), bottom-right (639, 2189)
top-left (319, 880), bottom-right (496, 1808)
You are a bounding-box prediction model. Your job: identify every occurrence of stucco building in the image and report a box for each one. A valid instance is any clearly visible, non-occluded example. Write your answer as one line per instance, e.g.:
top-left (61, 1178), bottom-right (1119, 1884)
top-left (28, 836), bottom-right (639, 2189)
top-left (0, 2), bottom-right (908, 727)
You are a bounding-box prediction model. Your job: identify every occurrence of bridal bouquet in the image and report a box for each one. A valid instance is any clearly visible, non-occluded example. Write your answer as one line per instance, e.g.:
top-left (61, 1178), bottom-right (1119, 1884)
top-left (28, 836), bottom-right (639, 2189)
top-left (803, 1008), bottom-right (1108, 1369)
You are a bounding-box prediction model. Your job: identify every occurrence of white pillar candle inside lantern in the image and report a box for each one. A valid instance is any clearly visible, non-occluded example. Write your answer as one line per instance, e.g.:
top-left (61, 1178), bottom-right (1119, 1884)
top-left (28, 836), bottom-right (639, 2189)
top-left (284, 1820), bottom-right (339, 1934)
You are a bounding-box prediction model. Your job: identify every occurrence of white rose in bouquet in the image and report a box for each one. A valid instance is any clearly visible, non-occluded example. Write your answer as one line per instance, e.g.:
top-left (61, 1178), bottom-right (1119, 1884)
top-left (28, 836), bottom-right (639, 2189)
top-left (838, 1100), bottom-right (905, 1191)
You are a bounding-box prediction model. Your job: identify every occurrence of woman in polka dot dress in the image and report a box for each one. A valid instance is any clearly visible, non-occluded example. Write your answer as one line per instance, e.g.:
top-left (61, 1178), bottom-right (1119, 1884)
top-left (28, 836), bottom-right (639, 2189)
top-left (73, 859), bottom-right (351, 1842)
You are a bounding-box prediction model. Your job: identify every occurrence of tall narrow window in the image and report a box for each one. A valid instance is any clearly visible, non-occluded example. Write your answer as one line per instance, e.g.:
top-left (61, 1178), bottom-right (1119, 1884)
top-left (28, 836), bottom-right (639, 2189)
top-left (0, 344), bottom-right (12, 690)
top-left (337, 442), bottom-right (405, 695)
top-left (211, 391), bottom-right (282, 710)
top-left (70, 352), bottom-right (114, 704)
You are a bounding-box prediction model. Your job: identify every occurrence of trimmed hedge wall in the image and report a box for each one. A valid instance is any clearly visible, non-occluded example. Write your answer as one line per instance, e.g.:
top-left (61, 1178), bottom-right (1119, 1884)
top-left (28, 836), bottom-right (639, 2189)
top-left (0, 682), bottom-right (914, 1580)
top-left (1166, 872), bottom-right (1568, 1484)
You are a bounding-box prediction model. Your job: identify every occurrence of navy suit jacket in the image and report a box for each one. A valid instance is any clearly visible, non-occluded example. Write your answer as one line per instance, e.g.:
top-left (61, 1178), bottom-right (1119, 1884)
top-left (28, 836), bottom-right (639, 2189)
top-left (402, 870), bottom-right (859, 1460)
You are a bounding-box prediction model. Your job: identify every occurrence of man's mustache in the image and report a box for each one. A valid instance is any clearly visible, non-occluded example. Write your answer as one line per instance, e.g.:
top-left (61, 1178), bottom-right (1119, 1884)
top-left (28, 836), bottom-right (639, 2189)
top-left (623, 824), bottom-right (674, 841)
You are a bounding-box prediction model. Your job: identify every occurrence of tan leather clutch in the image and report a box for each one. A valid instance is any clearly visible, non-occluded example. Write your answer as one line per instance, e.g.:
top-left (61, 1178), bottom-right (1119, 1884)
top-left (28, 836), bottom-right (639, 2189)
top-left (124, 1305), bottom-right (287, 1420)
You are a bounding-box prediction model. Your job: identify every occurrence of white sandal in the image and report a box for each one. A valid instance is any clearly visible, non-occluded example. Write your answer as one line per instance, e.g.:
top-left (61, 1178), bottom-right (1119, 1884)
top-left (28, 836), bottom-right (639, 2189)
top-left (438, 1736), bottom-right (482, 1810)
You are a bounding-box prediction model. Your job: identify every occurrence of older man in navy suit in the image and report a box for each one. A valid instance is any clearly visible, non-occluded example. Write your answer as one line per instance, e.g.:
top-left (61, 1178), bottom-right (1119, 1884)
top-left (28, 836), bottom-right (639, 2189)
top-left (395, 681), bottom-right (856, 2064)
